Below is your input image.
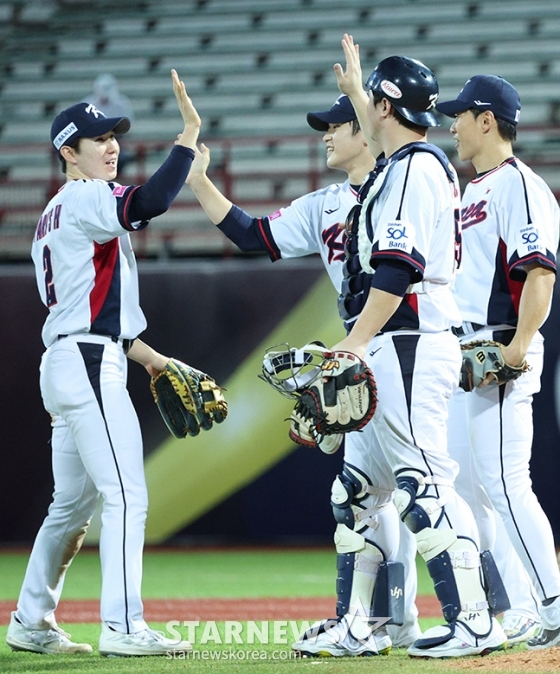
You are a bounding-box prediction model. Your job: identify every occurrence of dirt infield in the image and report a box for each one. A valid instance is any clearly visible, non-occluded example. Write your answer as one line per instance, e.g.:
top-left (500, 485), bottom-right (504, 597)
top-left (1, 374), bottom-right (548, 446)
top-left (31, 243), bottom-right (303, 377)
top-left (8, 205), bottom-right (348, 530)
top-left (449, 648), bottom-right (560, 672)
top-left (0, 595), bottom-right (441, 625)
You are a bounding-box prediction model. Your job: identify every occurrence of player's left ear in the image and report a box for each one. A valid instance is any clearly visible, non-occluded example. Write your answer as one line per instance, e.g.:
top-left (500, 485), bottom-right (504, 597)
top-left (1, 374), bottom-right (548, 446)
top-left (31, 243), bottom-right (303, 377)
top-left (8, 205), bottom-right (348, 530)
top-left (60, 145), bottom-right (78, 165)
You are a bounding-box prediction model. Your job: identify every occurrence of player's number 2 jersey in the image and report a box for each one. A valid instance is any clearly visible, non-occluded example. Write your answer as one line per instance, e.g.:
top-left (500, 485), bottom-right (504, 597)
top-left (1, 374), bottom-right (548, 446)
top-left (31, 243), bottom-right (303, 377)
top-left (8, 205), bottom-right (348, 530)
top-left (31, 179), bottom-right (149, 347)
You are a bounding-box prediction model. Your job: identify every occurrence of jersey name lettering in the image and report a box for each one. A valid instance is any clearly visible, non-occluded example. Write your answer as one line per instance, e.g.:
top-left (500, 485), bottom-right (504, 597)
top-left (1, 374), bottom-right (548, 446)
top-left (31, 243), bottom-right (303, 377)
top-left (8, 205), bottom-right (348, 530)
top-left (461, 200), bottom-right (487, 229)
top-left (34, 204), bottom-right (62, 242)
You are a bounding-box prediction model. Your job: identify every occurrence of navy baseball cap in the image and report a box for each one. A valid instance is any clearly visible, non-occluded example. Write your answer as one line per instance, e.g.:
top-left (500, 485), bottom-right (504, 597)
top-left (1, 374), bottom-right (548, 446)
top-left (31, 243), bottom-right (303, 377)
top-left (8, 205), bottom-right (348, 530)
top-left (51, 102), bottom-right (131, 153)
top-left (307, 95), bottom-right (356, 131)
top-left (436, 75), bottom-right (521, 125)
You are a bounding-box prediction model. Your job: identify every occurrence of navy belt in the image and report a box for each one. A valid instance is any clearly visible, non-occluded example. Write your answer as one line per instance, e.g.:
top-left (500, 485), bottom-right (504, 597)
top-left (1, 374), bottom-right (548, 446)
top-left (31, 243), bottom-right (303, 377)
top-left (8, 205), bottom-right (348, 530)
top-left (451, 322), bottom-right (484, 337)
top-left (57, 334), bottom-right (134, 354)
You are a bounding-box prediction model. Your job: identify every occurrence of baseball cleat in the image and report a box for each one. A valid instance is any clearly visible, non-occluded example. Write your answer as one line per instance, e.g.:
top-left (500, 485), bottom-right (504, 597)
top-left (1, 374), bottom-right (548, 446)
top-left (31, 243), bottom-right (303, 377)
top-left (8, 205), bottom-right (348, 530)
top-left (291, 616), bottom-right (392, 657)
top-left (501, 613), bottom-right (540, 646)
top-left (388, 622), bottom-right (423, 648)
top-left (99, 622), bottom-right (192, 657)
top-left (407, 618), bottom-right (507, 658)
top-left (526, 625), bottom-right (560, 650)
top-left (6, 611), bottom-right (92, 654)
top-left (526, 595), bottom-right (560, 650)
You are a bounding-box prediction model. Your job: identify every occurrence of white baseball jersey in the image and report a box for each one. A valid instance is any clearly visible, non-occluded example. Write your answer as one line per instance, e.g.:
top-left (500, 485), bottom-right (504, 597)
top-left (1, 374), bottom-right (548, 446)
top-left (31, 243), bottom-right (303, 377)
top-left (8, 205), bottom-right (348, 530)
top-left (361, 148), bottom-right (462, 332)
top-left (455, 157), bottom-right (559, 327)
top-left (31, 179), bottom-right (148, 347)
top-left (257, 180), bottom-right (359, 292)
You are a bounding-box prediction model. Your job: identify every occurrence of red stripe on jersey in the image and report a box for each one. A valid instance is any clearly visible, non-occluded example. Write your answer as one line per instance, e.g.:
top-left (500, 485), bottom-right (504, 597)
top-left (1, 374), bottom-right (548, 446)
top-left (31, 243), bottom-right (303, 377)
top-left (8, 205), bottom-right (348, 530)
top-left (471, 157), bottom-right (517, 183)
top-left (511, 252), bottom-right (557, 273)
top-left (121, 185), bottom-right (142, 231)
top-left (404, 292), bottom-right (419, 315)
top-left (90, 239), bottom-right (119, 324)
top-left (256, 217), bottom-right (280, 260)
top-left (499, 238), bottom-right (523, 315)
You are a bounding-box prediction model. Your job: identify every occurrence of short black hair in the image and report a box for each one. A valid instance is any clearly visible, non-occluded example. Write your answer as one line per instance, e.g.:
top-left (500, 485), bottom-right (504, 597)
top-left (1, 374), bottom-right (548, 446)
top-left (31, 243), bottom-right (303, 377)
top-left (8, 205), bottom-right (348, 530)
top-left (470, 108), bottom-right (517, 142)
top-left (351, 119), bottom-right (361, 136)
top-left (371, 90), bottom-right (428, 135)
top-left (59, 136), bottom-right (82, 174)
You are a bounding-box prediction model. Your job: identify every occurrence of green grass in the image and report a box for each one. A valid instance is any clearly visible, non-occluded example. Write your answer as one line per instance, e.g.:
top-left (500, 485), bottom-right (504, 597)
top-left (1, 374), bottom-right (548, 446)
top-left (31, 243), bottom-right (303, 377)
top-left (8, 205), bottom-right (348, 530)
top-left (0, 548), bottom-right (436, 600)
top-left (1, 549), bottom-right (533, 673)
top-left (0, 620), bottom-right (530, 674)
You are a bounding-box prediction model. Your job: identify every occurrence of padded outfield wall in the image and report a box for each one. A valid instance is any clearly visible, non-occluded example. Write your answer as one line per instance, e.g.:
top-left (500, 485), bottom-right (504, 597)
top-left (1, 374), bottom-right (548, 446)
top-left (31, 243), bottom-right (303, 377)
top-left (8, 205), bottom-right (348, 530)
top-left (1, 259), bottom-right (560, 544)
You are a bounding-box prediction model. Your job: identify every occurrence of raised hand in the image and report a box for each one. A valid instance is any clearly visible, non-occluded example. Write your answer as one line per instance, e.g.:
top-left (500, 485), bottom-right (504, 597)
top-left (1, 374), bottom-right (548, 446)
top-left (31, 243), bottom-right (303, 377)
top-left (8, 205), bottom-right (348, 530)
top-left (333, 34), bottom-right (364, 99)
top-left (186, 143), bottom-right (211, 185)
top-left (171, 69), bottom-right (201, 148)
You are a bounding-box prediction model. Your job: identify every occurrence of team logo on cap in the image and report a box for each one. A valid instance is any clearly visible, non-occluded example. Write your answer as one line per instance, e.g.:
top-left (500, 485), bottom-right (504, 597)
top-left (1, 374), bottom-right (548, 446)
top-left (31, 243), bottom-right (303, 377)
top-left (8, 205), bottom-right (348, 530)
top-left (85, 103), bottom-right (105, 118)
top-left (380, 80), bottom-right (402, 99)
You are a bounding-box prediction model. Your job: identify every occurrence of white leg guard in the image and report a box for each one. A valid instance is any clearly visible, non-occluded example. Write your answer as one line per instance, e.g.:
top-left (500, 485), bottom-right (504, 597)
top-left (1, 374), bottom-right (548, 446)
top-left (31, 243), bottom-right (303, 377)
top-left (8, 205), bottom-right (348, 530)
top-left (334, 523), bottom-right (386, 639)
top-left (394, 468), bottom-right (503, 638)
top-left (331, 463), bottom-right (404, 638)
top-left (417, 529), bottom-right (491, 635)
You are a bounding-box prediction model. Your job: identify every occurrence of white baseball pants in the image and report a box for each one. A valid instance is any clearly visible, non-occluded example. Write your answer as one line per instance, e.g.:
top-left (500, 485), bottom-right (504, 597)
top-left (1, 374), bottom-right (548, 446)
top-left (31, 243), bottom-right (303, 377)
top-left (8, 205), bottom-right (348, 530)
top-left (16, 334), bottom-right (148, 633)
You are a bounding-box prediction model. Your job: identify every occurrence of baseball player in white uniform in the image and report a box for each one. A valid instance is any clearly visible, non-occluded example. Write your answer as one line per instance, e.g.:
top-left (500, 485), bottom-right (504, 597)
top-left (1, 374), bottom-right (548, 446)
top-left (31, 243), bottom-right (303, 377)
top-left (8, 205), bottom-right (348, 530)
top-left (6, 70), bottom-right (198, 657)
top-left (321, 35), bottom-right (510, 659)
top-left (448, 395), bottom-right (541, 645)
top-left (187, 94), bottom-right (422, 655)
top-left (437, 75), bottom-right (560, 651)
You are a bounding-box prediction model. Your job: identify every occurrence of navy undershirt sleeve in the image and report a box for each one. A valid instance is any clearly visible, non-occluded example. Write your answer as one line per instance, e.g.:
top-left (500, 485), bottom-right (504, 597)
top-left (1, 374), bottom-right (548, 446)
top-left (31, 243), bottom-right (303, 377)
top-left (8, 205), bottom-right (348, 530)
top-left (370, 259), bottom-right (416, 297)
top-left (217, 205), bottom-right (266, 252)
top-left (126, 145), bottom-right (195, 222)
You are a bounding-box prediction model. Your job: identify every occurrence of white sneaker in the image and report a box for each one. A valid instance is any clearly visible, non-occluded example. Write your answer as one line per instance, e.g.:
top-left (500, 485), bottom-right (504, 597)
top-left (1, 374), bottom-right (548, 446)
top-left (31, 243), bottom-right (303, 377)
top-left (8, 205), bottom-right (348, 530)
top-left (291, 616), bottom-right (392, 657)
top-left (407, 618), bottom-right (507, 658)
top-left (99, 622), bottom-right (192, 657)
top-left (387, 621), bottom-right (423, 648)
top-left (527, 596), bottom-right (560, 650)
top-left (501, 613), bottom-right (540, 646)
top-left (6, 611), bottom-right (92, 654)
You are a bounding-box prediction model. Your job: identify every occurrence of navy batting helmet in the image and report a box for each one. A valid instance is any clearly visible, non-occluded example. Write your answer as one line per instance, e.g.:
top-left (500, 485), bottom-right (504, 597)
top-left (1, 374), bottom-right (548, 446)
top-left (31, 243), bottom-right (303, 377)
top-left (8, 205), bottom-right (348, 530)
top-left (365, 56), bottom-right (439, 127)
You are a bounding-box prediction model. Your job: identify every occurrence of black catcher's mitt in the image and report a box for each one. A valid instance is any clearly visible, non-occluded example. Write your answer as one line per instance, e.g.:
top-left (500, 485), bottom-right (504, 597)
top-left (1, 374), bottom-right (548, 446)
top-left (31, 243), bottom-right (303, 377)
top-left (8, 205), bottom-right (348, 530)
top-left (459, 340), bottom-right (529, 392)
top-left (150, 359), bottom-right (228, 438)
top-left (261, 341), bottom-right (377, 437)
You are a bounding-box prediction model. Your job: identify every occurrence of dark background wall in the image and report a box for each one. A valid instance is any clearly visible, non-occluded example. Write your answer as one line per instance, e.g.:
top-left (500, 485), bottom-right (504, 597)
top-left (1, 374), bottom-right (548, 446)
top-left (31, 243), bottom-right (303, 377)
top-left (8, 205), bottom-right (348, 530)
top-left (1, 259), bottom-right (559, 545)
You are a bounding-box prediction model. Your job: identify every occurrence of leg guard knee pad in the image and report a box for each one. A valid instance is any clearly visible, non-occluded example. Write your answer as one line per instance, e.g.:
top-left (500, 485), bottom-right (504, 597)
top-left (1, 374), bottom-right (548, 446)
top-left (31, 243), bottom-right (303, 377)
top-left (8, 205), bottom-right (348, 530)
top-left (393, 469), bottom-right (451, 533)
top-left (331, 463), bottom-right (391, 533)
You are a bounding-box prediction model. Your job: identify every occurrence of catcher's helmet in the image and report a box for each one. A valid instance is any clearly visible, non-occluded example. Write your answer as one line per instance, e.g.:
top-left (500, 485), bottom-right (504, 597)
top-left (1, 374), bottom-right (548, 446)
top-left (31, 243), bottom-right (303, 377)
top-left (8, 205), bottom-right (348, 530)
top-left (365, 56), bottom-right (439, 127)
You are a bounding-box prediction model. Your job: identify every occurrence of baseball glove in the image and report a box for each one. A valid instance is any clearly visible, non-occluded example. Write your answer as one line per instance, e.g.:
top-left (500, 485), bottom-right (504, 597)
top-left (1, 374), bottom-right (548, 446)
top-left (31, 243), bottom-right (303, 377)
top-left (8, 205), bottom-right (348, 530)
top-left (459, 340), bottom-right (529, 392)
top-left (150, 359), bottom-right (228, 438)
top-left (261, 342), bottom-right (377, 437)
top-left (289, 407), bottom-right (343, 455)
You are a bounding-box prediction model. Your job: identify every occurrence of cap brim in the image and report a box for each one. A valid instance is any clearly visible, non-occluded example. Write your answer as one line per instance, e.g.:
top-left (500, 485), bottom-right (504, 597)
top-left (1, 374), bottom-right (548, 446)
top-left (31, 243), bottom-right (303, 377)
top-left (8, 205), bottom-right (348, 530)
top-left (81, 116), bottom-right (131, 139)
top-left (97, 116), bottom-right (131, 136)
top-left (435, 99), bottom-right (469, 117)
top-left (306, 111), bottom-right (355, 131)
